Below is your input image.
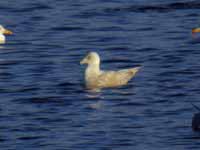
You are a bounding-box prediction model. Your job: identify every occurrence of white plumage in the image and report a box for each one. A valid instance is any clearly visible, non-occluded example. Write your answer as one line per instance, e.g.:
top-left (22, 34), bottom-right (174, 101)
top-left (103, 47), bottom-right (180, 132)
top-left (80, 52), bottom-right (140, 89)
top-left (0, 25), bottom-right (13, 44)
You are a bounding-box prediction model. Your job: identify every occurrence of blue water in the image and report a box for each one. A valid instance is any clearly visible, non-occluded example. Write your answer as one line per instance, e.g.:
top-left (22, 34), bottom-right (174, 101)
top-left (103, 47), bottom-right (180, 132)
top-left (1, 0), bottom-right (200, 149)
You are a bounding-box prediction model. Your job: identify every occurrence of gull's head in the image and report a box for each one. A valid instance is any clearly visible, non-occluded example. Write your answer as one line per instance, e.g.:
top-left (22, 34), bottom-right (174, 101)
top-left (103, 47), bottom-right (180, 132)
top-left (80, 52), bottom-right (100, 66)
top-left (192, 27), bottom-right (200, 34)
top-left (0, 25), bottom-right (13, 35)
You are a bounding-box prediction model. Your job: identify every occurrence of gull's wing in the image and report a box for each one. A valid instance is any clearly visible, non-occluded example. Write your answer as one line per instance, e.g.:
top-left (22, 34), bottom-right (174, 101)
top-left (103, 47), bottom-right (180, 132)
top-left (97, 67), bottom-right (140, 88)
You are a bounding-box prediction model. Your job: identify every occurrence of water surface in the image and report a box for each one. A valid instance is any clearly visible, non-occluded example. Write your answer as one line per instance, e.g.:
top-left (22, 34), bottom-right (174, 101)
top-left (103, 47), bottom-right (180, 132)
top-left (1, 0), bottom-right (200, 149)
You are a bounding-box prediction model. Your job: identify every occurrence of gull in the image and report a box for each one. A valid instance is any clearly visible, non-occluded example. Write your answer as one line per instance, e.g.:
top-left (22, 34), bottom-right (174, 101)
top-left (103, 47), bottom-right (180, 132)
top-left (80, 52), bottom-right (140, 89)
top-left (0, 25), bottom-right (13, 44)
top-left (192, 27), bottom-right (200, 34)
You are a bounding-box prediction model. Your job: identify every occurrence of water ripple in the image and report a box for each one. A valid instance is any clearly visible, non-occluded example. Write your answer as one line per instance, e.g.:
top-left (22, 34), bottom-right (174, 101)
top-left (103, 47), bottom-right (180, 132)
top-left (104, 1), bottom-right (200, 13)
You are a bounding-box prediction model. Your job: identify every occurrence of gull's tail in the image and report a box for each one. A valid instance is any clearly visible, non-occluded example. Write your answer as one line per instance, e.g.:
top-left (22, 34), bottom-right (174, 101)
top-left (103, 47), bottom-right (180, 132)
top-left (129, 66), bottom-right (141, 75)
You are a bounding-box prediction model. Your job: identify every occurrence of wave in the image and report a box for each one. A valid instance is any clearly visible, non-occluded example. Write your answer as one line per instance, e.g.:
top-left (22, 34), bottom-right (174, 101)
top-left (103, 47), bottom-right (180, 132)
top-left (104, 1), bottom-right (200, 13)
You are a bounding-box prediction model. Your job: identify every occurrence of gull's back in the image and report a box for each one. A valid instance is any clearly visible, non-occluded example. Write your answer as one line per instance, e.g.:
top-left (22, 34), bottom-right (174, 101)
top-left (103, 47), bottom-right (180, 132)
top-left (94, 67), bottom-right (140, 89)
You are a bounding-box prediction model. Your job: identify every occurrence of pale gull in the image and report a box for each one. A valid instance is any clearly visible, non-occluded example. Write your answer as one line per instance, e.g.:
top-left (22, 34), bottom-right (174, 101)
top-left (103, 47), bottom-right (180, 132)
top-left (80, 52), bottom-right (140, 89)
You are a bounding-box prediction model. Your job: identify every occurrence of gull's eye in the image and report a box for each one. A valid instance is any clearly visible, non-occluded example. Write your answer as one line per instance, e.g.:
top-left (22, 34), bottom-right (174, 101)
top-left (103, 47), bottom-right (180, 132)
top-left (87, 55), bottom-right (91, 60)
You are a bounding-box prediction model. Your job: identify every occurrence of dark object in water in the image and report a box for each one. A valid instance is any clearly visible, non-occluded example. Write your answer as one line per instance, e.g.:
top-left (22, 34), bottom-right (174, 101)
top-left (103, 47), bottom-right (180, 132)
top-left (192, 113), bottom-right (200, 131)
top-left (191, 103), bottom-right (200, 131)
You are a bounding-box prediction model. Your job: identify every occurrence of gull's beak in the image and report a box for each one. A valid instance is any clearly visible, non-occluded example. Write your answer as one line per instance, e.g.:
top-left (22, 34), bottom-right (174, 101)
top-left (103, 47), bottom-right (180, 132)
top-left (80, 57), bottom-right (87, 65)
top-left (3, 29), bottom-right (13, 35)
top-left (192, 28), bottom-right (200, 34)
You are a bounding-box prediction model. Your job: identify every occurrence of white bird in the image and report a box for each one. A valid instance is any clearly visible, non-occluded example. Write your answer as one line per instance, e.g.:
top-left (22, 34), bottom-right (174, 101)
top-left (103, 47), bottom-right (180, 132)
top-left (80, 52), bottom-right (140, 89)
top-left (0, 25), bottom-right (13, 44)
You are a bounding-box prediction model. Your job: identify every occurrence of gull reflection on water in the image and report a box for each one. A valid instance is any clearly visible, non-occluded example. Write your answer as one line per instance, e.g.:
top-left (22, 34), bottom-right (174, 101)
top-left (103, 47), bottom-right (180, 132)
top-left (88, 101), bottom-right (104, 110)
